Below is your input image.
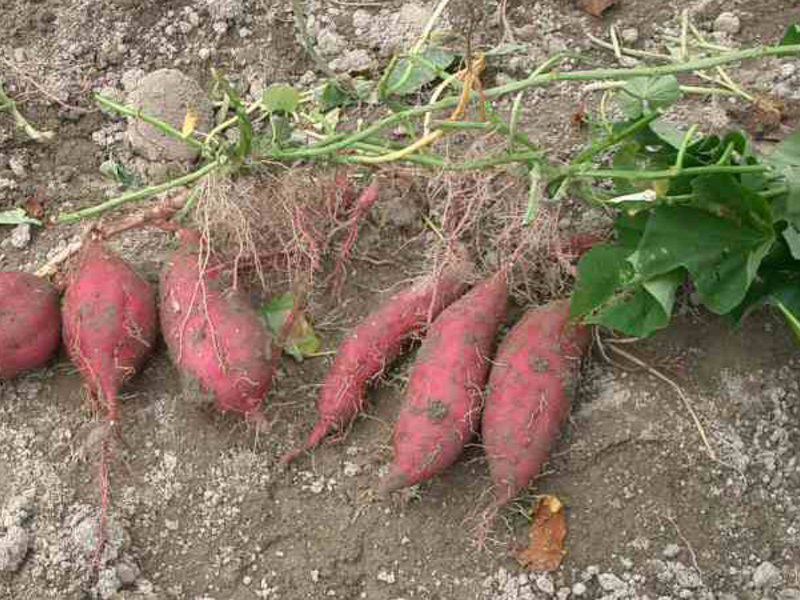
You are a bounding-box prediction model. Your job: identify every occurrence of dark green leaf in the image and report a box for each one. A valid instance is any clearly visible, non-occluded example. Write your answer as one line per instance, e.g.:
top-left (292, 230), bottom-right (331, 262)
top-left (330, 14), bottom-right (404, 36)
top-left (730, 258), bottom-right (800, 342)
top-left (262, 84), bottom-right (301, 114)
top-left (320, 81), bottom-right (349, 111)
top-left (780, 24), bottom-right (800, 46)
top-left (570, 244), bottom-right (682, 337)
top-left (690, 174), bottom-right (773, 230)
top-left (767, 130), bottom-right (800, 226)
top-left (617, 76), bottom-right (681, 119)
top-left (783, 224), bottom-right (800, 259)
top-left (630, 205), bottom-right (775, 314)
top-left (615, 211), bottom-right (649, 248)
top-left (384, 47), bottom-right (455, 96)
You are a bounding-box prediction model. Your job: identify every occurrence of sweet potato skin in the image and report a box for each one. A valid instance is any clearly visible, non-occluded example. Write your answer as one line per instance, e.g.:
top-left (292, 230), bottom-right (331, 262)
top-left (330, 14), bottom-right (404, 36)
top-left (481, 300), bottom-right (589, 508)
top-left (282, 269), bottom-right (469, 463)
top-left (159, 230), bottom-right (272, 416)
top-left (381, 271), bottom-right (508, 492)
top-left (62, 242), bottom-right (157, 418)
top-left (0, 272), bottom-right (61, 379)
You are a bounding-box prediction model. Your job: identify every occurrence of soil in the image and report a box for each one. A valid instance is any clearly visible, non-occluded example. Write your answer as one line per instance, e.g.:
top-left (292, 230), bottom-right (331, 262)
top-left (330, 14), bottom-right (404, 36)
top-left (1, 1), bottom-right (800, 599)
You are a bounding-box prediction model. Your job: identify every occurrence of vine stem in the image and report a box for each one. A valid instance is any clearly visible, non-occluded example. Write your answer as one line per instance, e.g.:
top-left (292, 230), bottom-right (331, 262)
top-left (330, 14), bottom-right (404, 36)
top-left (95, 94), bottom-right (205, 152)
top-left (266, 43), bottom-right (800, 161)
top-left (57, 160), bottom-right (220, 224)
top-left (564, 163), bottom-right (767, 180)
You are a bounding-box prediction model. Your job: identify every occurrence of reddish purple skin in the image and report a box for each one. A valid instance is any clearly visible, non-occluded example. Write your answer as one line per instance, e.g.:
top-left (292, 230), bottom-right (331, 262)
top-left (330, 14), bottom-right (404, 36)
top-left (160, 231), bottom-right (272, 416)
top-left (282, 270), bottom-right (469, 463)
top-left (381, 272), bottom-right (508, 491)
top-left (0, 272), bottom-right (61, 379)
top-left (63, 242), bottom-right (157, 418)
top-left (481, 300), bottom-right (589, 507)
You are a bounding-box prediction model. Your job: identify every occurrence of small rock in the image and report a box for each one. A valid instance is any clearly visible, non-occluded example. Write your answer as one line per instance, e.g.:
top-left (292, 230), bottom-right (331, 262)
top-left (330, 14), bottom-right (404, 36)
top-left (662, 543), bottom-right (681, 559)
top-left (377, 569), bottom-right (396, 584)
top-left (95, 567), bottom-right (121, 600)
top-left (556, 587), bottom-right (571, 600)
top-left (330, 49), bottom-right (372, 73)
top-left (116, 560), bottom-right (140, 586)
top-left (597, 573), bottom-right (625, 591)
top-left (514, 24), bottom-right (538, 42)
top-left (673, 563), bottom-right (703, 589)
top-left (317, 29), bottom-right (346, 56)
top-left (8, 156), bottom-right (25, 177)
top-left (714, 12), bottom-right (740, 35)
top-left (10, 223), bottom-right (31, 249)
top-left (535, 573), bottom-right (555, 594)
top-left (780, 63), bottom-right (797, 79)
top-left (121, 68), bottom-right (145, 92)
top-left (753, 561), bottom-right (782, 589)
top-left (310, 569), bottom-right (320, 583)
top-left (198, 48), bottom-right (212, 60)
top-left (206, 0), bottom-right (244, 22)
top-left (0, 526), bottom-right (29, 573)
top-left (572, 582), bottom-right (587, 596)
top-left (620, 27), bottom-right (639, 44)
top-left (126, 69), bottom-right (213, 162)
top-left (343, 462), bottom-right (361, 477)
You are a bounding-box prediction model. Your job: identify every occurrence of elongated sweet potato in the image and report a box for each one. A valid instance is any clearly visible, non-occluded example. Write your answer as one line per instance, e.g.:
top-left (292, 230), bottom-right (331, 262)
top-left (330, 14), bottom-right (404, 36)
top-left (380, 271), bottom-right (508, 493)
top-left (159, 229), bottom-right (272, 417)
top-left (281, 268), bottom-right (470, 464)
top-left (0, 272), bottom-right (61, 379)
top-left (62, 242), bottom-right (157, 421)
top-left (481, 300), bottom-right (589, 510)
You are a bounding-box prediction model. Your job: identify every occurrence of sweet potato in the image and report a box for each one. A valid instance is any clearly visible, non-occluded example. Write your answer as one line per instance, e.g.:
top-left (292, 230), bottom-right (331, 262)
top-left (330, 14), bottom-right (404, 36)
top-left (380, 271), bottom-right (508, 493)
top-left (281, 268), bottom-right (470, 464)
top-left (0, 272), bottom-right (61, 379)
top-left (159, 229), bottom-right (272, 417)
top-left (481, 300), bottom-right (589, 510)
top-left (62, 241), bottom-right (157, 421)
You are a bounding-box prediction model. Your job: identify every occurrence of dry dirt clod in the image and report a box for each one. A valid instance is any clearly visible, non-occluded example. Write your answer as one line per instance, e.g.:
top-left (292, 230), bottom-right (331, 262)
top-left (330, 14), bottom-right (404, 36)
top-left (0, 525), bottom-right (29, 573)
top-left (126, 69), bottom-right (212, 163)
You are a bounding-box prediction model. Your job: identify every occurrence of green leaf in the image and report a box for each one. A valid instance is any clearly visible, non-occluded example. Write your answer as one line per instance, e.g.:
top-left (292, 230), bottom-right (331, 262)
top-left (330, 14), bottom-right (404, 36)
top-left (780, 23), bottom-right (800, 46)
top-left (617, 76), bottom-right (681, 119)
top-left (767, 129), bottom-right (800, 226)
top-left (262, 292), bottom-right (321, 361)
top-left (784, 224), bottom-right (800, 259)
top-left (690, 174), bottom-right (773, 230)
top-left (648, 121), bottom-right (686, 149)
top-left (263, 84), bottom-right (301, 114)
top-left (630, 205), bottom-right (775, 314)
top-left (730, 259), bottom-right (800, 343)
top-left (384, 47), bottom-right (455, 96)
top-left (570, 244), bottom-right (682, 337)
top-left (0, 208), bottom-right (40, 226)
top-left (320, 81), bottom-right (349, 111)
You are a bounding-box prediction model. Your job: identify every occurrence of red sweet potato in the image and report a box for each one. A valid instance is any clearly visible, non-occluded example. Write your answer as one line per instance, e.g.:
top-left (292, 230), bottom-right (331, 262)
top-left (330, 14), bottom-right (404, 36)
top-left (281, 268), bottom-right (470, 464)
top-left (159, 229), bottom-right (272, 417)
top-left (0, 272), bottom-right (61, 379)
top-left (481, 300), bottom-right (589, 510)
top-left (380, 271), bottom-right (508, 493)
top-left (62, 242), bottom-right (157, 422)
